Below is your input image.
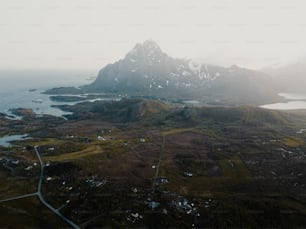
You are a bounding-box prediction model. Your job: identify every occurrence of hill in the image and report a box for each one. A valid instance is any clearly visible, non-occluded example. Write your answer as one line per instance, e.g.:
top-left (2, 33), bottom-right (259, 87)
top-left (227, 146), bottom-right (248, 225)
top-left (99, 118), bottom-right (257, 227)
top-left (55, 98), bottom-right (292, 129)
top-left (54, 98), bottom-right (171, 122)
top-left (164, 105), bottom-right (291, 127)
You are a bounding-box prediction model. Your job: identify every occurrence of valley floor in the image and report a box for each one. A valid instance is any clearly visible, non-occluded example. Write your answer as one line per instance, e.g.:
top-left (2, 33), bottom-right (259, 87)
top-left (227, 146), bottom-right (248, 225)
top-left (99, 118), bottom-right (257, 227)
top-left (1, 103), bottom-right (306, 228)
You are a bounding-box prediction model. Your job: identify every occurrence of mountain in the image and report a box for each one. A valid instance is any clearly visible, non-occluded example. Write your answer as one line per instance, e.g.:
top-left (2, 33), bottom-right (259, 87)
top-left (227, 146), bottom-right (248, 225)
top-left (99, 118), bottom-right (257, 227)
top-left (83, 40), bottom-right (220, 97)
top-left (82, 40), bottom-right (277, 105)
top-left (262, 61), bottom-right (306, 92)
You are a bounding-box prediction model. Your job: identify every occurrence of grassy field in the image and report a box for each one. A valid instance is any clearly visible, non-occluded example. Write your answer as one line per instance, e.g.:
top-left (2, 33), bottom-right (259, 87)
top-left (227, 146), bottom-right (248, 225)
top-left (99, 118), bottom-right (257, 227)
top-left (26, 138), bottom-right (64, 147)
top-left (162, 128), bottom-right (197, 136)
top-left (0, 171), bottom-right (37, 199)
top-left (1, 102), bottom-right (306, 228)
top-left (0, 196), bottom-right (67, 228)
top-left (42, 145), bottom-right (102, 161)
top-left (219, 156), bottom-right (251, 181)
top-left (282, 137), bottom-right (304, 147)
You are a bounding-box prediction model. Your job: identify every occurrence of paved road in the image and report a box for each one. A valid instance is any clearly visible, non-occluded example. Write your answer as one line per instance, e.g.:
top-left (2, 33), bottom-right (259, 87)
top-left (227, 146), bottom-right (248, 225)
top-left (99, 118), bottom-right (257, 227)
top-left (0, 192), bottom-right (37, 203)
top-left (0, 146), bottom-right (80, 229)
top-left (152, 135), bottom-right (166, 190)
top-left (34, 145), bottom-right (80, 229)
top-left (34, 145), bottom-right (44, 193)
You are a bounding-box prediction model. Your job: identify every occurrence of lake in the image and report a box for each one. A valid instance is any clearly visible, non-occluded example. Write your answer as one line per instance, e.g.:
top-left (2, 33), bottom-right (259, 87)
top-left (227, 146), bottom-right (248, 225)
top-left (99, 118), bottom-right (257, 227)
top-left (0, 134), bottom-right (31, 147)
top-left (261, 93), bottom-right (306, 110)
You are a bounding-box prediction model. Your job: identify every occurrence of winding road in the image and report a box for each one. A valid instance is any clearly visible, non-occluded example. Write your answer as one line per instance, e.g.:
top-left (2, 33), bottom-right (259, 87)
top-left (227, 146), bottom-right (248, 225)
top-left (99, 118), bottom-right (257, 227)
top-left (0, 146), bottom-right (80, 229)
top-left (34, 145), bottom-right (80, 229)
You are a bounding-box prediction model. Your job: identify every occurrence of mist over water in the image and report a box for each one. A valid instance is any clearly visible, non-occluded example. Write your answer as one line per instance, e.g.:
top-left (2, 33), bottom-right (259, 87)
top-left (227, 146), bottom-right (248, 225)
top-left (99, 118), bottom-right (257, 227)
top-left (0, 69), bottom-right (305, 117)
top-left (0, 70), bottom-right (95, 91)
top-left (0, 70), bottom-right (95, 117)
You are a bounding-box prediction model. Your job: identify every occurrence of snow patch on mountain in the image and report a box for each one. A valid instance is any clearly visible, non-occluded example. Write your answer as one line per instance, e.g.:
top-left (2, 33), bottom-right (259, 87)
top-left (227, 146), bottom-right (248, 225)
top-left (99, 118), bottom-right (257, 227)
top-left (170, 72), bottom-right (179, 77)
top-left (188, 60), bottom-right (220, 81)
top-left (188, 60), bottom-right (201, 73)
top-left (182, 70), bottom-right (191, 76)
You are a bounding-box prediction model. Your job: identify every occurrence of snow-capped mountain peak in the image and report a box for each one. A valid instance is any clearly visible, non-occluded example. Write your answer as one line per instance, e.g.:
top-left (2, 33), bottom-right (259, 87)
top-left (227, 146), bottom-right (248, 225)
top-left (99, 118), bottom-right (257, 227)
top-left (125, 40), bottom-right (165, 66)
top-left (85, 40), bottom-right (274, 103)
top-left (128, 40), bottom-right (162, 56)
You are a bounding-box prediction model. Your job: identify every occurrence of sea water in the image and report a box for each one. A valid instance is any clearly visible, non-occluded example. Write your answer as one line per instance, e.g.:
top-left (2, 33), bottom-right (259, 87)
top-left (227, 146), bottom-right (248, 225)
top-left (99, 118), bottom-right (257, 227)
top-left (0, 69), bottom-right (96, 118)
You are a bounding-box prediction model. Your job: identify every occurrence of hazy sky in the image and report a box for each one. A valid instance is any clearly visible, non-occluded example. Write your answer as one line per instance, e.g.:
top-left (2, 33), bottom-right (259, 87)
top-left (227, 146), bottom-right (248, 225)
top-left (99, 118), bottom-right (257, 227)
top-left (1, 0), bottom-right (306, 70)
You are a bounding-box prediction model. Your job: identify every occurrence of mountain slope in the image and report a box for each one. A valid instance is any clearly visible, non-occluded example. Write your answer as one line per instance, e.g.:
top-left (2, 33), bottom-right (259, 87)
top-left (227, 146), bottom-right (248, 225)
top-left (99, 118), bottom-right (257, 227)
top-left (82, 40), bottom-right (277, 104)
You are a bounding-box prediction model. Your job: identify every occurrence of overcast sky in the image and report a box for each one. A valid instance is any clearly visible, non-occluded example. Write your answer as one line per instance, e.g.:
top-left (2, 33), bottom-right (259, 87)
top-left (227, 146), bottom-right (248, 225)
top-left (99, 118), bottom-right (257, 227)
top-left (1, 0), bottom-right (306, 70)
